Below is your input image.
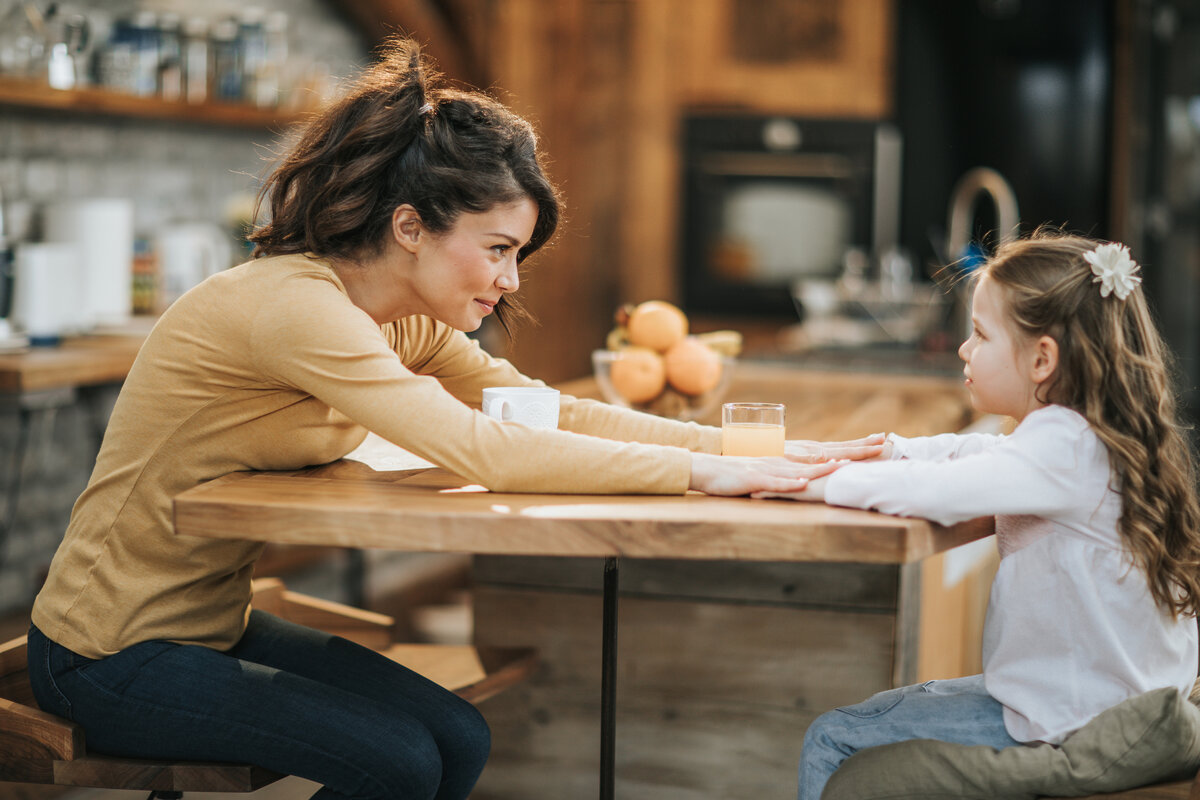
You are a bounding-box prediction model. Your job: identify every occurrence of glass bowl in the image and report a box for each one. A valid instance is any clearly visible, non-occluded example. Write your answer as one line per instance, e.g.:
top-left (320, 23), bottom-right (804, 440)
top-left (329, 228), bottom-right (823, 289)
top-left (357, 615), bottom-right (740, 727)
top-left (592, 348), bottom-right (735, 422)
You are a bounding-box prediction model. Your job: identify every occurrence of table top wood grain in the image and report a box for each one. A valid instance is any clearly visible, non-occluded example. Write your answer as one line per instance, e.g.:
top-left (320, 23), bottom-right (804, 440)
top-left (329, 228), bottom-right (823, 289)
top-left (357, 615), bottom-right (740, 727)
top-left (174, 460), bottom-right (993, 564)
top-left (173, 364), bottom-right (993, 565)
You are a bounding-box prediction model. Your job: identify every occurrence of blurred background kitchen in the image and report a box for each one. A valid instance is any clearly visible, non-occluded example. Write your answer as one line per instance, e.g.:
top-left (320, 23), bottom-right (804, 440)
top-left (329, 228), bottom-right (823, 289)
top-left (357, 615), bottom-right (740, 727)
top-left (0, 0), bottom-right (1198, 797)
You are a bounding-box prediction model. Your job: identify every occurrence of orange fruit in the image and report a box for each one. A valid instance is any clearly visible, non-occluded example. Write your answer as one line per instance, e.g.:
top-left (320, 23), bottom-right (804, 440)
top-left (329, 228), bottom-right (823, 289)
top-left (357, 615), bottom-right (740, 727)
top-left (664, 337), bottom-right (723, 396)
top-left (609, 346), bottom-right (666, 404)
top-left (626, 300), bottom-right (688, 352)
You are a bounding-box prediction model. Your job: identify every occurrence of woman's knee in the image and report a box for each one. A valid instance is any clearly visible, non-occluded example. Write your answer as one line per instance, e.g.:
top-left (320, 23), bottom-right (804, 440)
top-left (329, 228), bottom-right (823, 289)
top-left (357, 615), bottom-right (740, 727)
top-left (338, 724), bottom-right (446, 800)
top-left (436, 697), bottom-right (491, 782)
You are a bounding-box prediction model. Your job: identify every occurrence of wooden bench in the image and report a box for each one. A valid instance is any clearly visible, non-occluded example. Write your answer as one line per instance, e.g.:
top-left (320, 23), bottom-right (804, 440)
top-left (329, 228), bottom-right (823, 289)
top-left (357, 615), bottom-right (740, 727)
top-left (0, 578), bottom-right (538, 797)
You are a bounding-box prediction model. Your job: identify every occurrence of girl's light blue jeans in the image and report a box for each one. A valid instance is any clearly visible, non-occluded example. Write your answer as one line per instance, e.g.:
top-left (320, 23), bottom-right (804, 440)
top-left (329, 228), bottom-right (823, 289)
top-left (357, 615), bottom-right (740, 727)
top-left (26, 610), bottom-right (490, 800)
top-left (798, 674), bottom-right (1021, 800)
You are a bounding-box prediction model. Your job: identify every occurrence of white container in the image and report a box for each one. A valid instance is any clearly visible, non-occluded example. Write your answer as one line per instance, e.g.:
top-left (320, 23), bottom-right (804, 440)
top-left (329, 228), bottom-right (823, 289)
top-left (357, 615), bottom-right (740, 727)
top-left (12, 242), bottom-right (80, 344)
top-left (43, 198), bottom-right (134, 329)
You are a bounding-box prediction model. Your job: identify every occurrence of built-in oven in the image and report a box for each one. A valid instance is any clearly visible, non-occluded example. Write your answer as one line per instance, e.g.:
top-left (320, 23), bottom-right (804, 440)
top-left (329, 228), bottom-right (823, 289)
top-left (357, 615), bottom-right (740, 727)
top-left (679, 114), bottom-right (901, 317)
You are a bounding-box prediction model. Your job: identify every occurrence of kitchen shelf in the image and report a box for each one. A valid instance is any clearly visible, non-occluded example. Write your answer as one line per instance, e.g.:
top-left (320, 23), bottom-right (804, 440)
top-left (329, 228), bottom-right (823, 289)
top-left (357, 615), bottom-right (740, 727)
top-left (0, 76), bottom-right (316, 129)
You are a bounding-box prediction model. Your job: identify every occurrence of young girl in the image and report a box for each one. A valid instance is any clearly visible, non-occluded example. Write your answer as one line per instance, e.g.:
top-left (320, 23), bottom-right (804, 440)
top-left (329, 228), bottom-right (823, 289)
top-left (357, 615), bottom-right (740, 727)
top-left (759, 232), bottom-right (1200, 800)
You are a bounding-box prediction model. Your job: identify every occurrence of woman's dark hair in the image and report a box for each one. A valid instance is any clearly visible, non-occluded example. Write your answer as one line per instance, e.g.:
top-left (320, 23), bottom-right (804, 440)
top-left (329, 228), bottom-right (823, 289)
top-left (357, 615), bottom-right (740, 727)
top-left (249, 36), bottom-right (560, 333)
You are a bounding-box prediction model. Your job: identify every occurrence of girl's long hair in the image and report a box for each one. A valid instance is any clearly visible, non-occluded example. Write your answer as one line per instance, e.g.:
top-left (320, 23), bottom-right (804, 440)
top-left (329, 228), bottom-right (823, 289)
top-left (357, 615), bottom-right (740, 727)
top-left (986, 230), bottom-right (1200, 617)
top-left (248, 37), bottom-right (560, 334)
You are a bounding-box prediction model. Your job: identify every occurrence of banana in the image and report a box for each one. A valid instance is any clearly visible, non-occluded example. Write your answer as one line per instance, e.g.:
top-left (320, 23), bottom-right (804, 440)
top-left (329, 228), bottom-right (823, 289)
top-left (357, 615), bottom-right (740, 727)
top-left (694, 330), bottom-right (743, 357)
top-left (605, 326), bottom-right (632, 351)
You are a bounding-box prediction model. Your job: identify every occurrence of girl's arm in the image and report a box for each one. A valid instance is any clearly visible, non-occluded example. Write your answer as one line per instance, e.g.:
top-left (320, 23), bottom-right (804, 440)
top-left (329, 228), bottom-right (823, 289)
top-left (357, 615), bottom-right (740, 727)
top-left (755, 408), bottom-right (1101, 527)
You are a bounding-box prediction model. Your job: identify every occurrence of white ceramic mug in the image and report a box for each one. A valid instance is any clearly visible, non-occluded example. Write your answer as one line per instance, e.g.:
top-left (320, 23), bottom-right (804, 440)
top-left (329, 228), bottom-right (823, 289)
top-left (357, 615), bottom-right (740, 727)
top-left (482, 387), bottom-right (560, 430)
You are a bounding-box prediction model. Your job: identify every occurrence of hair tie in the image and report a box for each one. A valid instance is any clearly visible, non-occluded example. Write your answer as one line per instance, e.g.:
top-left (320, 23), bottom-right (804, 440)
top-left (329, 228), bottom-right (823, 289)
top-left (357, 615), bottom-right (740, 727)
top-left (1084, 243), bottom-right (1142, 300)
top-left (418, 102), bottom-right (434, 116)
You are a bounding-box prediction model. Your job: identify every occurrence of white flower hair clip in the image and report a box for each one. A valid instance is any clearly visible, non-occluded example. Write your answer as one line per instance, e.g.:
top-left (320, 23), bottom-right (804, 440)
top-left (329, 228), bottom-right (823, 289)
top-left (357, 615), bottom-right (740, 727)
top-left (1084, 243), bottom-right (1142, 300)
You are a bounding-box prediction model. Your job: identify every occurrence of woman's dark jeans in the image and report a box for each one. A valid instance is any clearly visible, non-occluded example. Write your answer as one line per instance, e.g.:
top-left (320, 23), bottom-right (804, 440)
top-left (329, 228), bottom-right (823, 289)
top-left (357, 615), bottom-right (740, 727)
top-left (26, 610), bottom-right (490, 800)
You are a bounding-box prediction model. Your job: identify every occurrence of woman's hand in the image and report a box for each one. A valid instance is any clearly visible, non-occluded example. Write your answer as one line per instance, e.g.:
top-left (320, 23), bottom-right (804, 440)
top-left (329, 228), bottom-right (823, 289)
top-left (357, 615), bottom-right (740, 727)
top-left (785, 433), bottom-right (889, 464)
top-left (751, 474), bottom-right (832, 503)
top-left (688, 453), bottom-right (846, 497)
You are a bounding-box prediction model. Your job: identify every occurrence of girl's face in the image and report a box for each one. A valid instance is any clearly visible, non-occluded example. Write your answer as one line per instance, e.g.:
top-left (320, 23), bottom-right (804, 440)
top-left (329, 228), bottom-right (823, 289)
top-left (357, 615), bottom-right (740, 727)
top-left (957, 274), bottom-right (1045, 421)
top-left (406, 197), bottom-right (538, 331)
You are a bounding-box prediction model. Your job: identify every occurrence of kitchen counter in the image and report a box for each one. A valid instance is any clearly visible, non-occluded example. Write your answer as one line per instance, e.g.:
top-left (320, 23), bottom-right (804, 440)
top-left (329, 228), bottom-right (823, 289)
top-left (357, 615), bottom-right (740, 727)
top-left (558, 360), bottom-right (977, 440)
top-left (0, 333), bottom-right (147, 395)
top-left (755, 347), bottom-right (966, 379)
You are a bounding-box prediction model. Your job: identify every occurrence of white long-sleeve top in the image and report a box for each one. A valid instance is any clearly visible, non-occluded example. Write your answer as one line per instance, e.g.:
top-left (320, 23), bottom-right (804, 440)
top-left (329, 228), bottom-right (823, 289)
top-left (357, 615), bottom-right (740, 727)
top-left (824, 404), bottom-right (1198, 743)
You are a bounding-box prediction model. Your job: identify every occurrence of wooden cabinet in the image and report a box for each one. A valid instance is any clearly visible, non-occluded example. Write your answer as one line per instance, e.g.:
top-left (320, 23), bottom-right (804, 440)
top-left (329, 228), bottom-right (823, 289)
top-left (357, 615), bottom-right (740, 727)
top-left (673, 0), bottom-right (894, 116)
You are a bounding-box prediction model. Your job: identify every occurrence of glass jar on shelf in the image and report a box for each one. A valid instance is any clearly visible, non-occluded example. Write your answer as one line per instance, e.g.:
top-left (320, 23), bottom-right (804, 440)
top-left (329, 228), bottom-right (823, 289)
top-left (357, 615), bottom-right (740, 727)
top-left (0, 1), bottom-right (48, 80)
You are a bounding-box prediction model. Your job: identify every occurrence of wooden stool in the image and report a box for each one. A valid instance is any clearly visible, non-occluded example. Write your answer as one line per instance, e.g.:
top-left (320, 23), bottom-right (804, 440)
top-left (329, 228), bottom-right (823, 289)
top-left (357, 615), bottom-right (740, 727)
top-left (0, 578), bottom-right (538, 797)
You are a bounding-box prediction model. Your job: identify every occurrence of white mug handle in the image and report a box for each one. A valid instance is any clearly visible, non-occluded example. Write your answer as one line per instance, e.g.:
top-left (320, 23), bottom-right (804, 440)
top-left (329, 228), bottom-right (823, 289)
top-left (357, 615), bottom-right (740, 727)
top-left (484, 397), bottom-right (512, 422)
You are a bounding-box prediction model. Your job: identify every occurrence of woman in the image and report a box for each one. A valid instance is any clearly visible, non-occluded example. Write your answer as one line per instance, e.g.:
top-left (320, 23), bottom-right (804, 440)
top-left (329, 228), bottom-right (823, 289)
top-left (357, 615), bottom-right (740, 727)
top-left (26, 38), bottom-right (870, 799)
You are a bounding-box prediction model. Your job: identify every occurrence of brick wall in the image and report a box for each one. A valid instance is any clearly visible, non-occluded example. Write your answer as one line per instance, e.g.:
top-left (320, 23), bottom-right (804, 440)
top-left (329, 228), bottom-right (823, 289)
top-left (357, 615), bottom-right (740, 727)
top-left (0, 0), bottom-right (367, 618)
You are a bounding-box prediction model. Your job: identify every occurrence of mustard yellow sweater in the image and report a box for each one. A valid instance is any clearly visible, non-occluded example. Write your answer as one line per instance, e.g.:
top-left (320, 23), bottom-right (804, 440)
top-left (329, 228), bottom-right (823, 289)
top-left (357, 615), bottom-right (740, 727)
top-left (32, 255), bottom-right (721, 658)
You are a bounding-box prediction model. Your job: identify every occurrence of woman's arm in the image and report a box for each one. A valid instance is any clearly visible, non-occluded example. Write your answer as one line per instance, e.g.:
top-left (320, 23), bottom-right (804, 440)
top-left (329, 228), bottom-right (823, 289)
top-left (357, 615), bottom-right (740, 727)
top-left (395, 318), bottom-right (723, 452)
top-left (689, 453), bottom-right (846, 496)
top-left (786, 434), bottom-right (889, 463)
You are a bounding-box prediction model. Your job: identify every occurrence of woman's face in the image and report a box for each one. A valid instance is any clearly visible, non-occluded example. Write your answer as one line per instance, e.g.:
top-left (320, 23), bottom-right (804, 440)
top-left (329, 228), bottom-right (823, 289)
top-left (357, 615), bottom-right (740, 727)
top-left (408, 197), bottom-right (538, 331)
top-left (957, 273), bottom-right (1042, 420)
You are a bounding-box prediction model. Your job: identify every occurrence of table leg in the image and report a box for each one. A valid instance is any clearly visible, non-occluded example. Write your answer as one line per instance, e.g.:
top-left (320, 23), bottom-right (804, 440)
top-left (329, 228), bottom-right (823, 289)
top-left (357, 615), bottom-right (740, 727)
top-left (600, 556), bottom-right (619, 800)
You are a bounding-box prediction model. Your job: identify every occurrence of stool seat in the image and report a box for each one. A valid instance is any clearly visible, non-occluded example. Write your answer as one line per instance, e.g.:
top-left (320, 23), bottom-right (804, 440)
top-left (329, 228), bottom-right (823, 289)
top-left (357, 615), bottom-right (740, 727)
top-left (0, 578), bottom-right (538, 796)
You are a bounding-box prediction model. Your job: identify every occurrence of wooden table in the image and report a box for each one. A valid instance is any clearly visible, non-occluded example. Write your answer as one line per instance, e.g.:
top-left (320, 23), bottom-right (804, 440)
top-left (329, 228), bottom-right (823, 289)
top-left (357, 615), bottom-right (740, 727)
top-left (173, 364), bottom-right (991, 799)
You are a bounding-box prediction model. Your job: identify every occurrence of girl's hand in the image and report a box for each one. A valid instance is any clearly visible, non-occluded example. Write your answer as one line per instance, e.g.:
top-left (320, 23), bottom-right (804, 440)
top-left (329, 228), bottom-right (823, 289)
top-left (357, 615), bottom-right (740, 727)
top-left (688, 453), bottom-right (847, 497)
top-left (786, 432), bottom-right (888, 464)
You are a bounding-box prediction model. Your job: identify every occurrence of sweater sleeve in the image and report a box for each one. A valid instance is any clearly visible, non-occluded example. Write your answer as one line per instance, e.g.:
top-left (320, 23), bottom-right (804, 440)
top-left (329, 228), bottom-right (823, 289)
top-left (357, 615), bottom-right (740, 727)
top-left (826, 407), bottom-right (1094, 526)
top-left (249, 275), bottom-right (697, 494)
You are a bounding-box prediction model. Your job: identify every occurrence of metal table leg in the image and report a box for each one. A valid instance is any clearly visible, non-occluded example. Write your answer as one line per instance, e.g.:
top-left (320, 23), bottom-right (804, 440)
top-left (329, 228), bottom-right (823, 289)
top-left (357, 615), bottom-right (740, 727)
top-left (600, 556), bottom-right (619, 800)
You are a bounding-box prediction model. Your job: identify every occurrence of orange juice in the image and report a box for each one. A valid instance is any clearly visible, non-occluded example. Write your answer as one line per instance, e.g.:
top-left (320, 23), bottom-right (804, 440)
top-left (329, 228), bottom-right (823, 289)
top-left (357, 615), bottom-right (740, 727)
top-left (721, 422), bottom-right (786, 457)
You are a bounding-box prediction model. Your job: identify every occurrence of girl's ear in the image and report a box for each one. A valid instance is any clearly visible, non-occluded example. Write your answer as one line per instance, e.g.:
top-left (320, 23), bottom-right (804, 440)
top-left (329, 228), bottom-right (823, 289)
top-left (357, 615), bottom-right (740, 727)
top-left (392, 205), bottom-right (423, 254)
top-left (1030, 335), bottom-right (1059, 385)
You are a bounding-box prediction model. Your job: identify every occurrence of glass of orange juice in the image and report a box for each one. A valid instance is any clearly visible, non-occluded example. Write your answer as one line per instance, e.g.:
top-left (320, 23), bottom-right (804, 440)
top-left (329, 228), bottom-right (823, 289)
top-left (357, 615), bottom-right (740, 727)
top-left (721, 402), bottom-right (786, 456)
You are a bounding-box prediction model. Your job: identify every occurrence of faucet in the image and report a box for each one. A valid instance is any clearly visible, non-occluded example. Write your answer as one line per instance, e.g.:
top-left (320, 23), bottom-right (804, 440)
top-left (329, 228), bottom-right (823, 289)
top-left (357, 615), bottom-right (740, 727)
top-left (945, 166), bottom-right (1020, 265)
